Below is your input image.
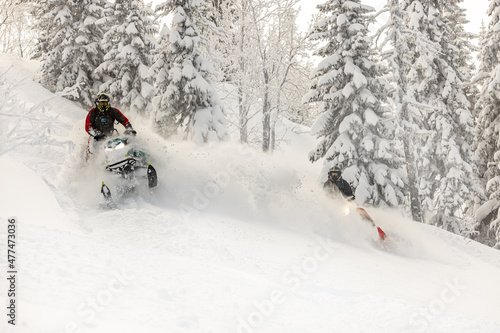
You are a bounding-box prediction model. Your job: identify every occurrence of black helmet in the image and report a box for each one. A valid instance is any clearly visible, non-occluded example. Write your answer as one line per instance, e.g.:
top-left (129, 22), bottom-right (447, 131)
top-left (328, 167), bottom-right (341, 181)
top-left (97, 93), bottom-right (110, 102)
top-left (96, 93), bottom-right (111, 111)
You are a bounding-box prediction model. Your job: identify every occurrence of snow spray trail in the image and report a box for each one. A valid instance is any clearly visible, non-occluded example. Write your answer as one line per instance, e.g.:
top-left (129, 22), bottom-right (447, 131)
top-left (61, 128), bottom-right (420, 256)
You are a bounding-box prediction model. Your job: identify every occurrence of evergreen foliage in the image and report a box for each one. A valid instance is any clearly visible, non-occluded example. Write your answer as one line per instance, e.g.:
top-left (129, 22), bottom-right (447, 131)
top-left (34, 0), bottom-right (108, 107)
top-left (398, 0), bottom-right (480, 232)
top-left (475, 0), bottom-right (500, 247)
top-left (304, 0), bottom-right (406, 207)
top-left (377, 0), bottom-right (422, 221)
top-left (153, 0), bottom-right (228, 143)
top-left (94, 0), bottom-right (157, 113)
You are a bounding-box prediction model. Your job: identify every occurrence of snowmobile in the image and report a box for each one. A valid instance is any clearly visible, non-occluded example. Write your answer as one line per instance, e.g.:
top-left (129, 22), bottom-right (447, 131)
top-left (95, 130), bottom-right (158, 205)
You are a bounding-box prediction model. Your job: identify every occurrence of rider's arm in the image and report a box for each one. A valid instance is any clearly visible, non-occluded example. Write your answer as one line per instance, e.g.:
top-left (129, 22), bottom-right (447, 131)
top-left (111, 108), bottom-right (130, 127)
top-left (341, 179), bottom-right (354, 198)
top-left (85, 109), bottom-right (97, 135)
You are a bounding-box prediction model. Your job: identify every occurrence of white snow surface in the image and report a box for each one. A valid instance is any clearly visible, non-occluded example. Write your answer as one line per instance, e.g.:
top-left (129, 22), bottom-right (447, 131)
top-left (1, 54), bottom-right (500, 333)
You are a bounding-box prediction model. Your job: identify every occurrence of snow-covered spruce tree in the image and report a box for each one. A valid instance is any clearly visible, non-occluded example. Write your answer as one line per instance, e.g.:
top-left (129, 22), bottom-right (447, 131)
top-left (441, 0), bottom-right (484, 221)
top-left (377, 0), bottom-right (420, 220)
top-left (30, 0), bottom-right (61, 60)
top-left (474, 0), bottom-right (500, 247)
top-left (304, 0), bottom-right (406, 207)
top-left (32, 0), bottom-right (74, 92)
top-left (152, 0), bottom-right (228, 143)
top-left (150, 23), bottom-right (176, 136)
top-left (94, 0), bottom-right (156, 114)
top-left (474, 1), bottom-right (500, 184)
top-left (400, 0), bottom-right (480, 232)
top-left (473, 20), bottom-right (488, 122)
top-left (442, 0), bottom-right (479, 115)
top-left (33, 0), bottom-right (108, 106)
top-left (202, 0), bottom-right (238, 83)
top-left (58, 0), bottom-right (108, 107)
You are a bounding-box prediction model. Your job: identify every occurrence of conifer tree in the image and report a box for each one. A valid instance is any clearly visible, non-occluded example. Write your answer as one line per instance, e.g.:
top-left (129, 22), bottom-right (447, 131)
top-left (94, 0), bottom-right (156, 113)
top-left (31, 0), bottom-right (62, 60)
top-left (378, 0), bottom-right (421, 220)
top-left (304, 0), bottom-right (405, 207)
top-left (475, 0), bottom-right (500, 247)
top-left (153, 0), bottom-right (228, 143)
top-left (442, 0), bottom-right (479, 113)
top-left (475, 1), bottom-right (500, 184)
top-left (34, 0), bottom-right (107, 107)
top-left (151, 24), bottom-right (176, 136)
top-left (33, 0), bottom-right (74, 91)
top-left (399, 0), bottom-right (480, 231)
top-left (60, 0), bottom-right (108, 107)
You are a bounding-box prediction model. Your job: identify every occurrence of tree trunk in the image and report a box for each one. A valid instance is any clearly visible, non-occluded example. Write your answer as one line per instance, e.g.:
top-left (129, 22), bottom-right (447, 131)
top-left (390, 0), bottom-right (423, 222)
top-left (238, 87), bottom-right (248, 144)
top-left (270, 90), bottom-right (281, 151)
top-left (238, 5), bottom-right (248, 144)
top-left (403, 133), bottom-right (423, 222)
top-left (262, 69), bottom-right (271, 152)
top-left (270, 111), bottom-right (276, 150)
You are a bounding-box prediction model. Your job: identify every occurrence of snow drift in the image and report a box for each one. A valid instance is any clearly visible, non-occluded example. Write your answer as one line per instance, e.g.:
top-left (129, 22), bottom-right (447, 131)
top-left (1, 54), bottom-right (500, 333)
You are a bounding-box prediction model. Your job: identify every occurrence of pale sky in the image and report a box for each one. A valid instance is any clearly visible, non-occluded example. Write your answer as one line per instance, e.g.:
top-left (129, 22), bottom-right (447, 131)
top-left (297, 0), bottom-right (490, 36)
top-left (153, 0), bottom-right (490, 37)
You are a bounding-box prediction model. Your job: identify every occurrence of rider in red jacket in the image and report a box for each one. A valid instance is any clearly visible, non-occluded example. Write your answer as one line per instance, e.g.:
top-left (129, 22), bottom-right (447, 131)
top-left (85, 93), bottom-right (136, 141)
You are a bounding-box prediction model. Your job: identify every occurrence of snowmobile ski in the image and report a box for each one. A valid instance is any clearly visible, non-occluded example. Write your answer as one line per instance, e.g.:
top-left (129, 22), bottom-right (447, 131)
top-left (356, 207), bottom-right (386, 241)
top-left (376, 226), bottom-right (387, 241)
top-left (147, 163), bottom-right (157, 188)
top-left (101, 181), bottom-right (112, 199)
top-left (99, 181), bottom-right (117, 209)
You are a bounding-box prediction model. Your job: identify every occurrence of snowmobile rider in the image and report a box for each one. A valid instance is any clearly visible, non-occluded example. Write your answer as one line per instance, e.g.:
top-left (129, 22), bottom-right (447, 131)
top-left (323, 167), bottom-right (355, 200)
top-left (85, 93), bottom-right (136, 141)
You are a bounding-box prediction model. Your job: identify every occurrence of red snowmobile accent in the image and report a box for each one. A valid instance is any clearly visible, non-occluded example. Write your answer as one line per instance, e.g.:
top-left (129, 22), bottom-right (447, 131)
top-left (356, 207), bottom-right (387, 240)
top-left (85, 136), bottom-right (93, 161)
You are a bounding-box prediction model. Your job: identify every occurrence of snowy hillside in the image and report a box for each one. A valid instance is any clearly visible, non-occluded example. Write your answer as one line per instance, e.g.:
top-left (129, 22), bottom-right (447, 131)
top-left (1, 54), bottom-right (500, 333)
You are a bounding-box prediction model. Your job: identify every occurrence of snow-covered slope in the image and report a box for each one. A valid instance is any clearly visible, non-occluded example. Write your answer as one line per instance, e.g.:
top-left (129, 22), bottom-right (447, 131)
top-left (1, 54), bottom-right (500, 333)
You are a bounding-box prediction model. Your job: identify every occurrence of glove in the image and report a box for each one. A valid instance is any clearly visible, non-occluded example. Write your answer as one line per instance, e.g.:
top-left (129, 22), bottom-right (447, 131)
top-left (124, 123), bottom-right (137, 135)
top-left (88, 128), bottom-right (97, 137)
top-left (94, 133), bottom-right (106, 141)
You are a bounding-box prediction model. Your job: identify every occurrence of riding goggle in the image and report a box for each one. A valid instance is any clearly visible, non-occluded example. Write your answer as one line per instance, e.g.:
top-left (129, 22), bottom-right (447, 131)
top-left (329, 172), bottom-right (340, 178)
top-left (98, 101), bottom-right (110, 111)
